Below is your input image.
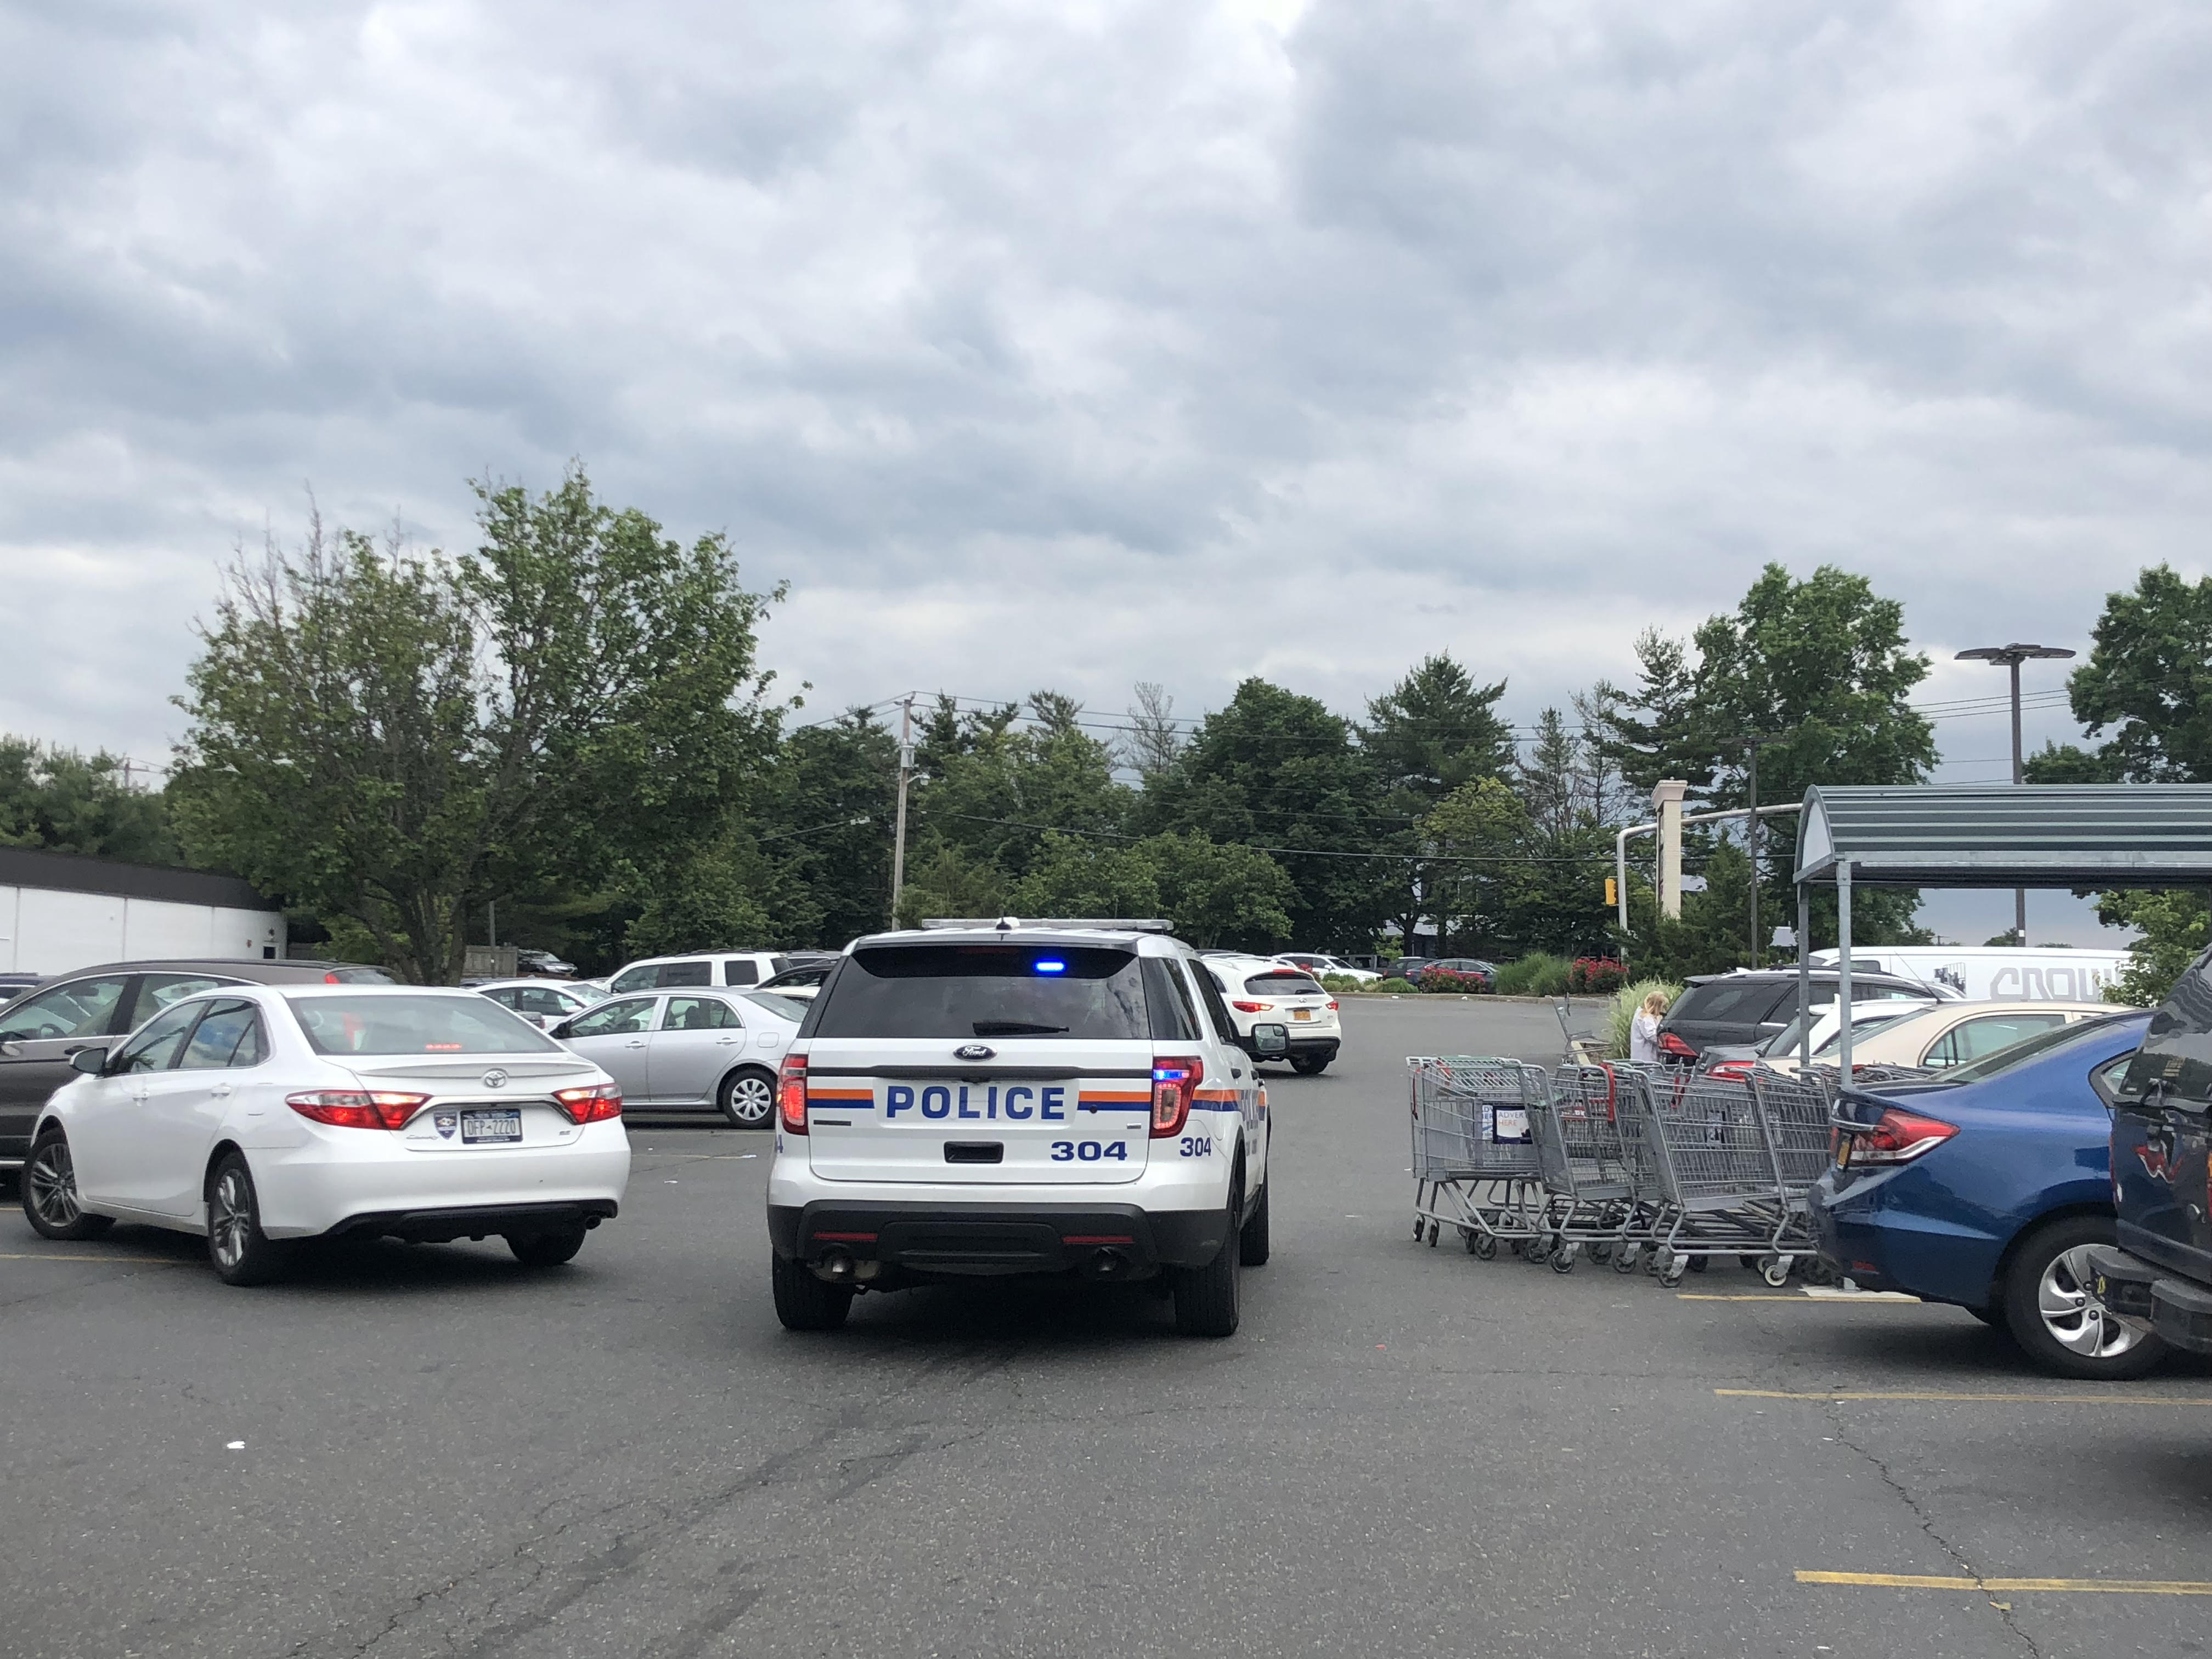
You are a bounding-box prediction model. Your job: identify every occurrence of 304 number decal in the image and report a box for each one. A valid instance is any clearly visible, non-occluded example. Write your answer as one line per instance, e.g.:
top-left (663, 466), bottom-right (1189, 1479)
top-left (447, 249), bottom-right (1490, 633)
top-left (1049, 1141), bottom-right (1128, 1162)
top-left (1178, 1135), bottom-right (1214, 1158)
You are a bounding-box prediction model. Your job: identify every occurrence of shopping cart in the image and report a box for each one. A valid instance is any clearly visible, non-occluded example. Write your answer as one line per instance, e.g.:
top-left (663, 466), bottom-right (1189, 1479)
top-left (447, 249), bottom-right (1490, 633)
top-left (1624, 1064), bottom-right (1798, 1286)
top-left (1408, 1056), bottom-right (1547, 1256)
top-left (1525, 1064), bottom-right (1644, 1273)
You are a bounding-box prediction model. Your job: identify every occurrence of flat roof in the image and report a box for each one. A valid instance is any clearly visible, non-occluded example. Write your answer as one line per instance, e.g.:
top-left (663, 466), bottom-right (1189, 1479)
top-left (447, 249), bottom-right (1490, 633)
top-left (1794, 783), bottom-right (2212, 888)
top-left (0, 845), bottom-right (275, 911)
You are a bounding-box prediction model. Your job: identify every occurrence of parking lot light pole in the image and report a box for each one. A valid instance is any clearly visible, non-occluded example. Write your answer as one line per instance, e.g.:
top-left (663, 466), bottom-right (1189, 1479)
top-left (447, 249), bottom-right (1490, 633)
top-left (890, 693), bottom-right (915, 927)
top-left (1955, 643), bottom-right (2075, 945)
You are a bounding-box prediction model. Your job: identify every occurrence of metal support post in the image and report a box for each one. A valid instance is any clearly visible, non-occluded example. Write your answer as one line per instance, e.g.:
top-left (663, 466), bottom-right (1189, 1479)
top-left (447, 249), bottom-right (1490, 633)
top-left (1652, 780), bottom-right (1689, 920)
top-left (1836, 862), bottom-right (1854, 1080)
top-left (1797, 884), bottom-right (1812, 1068)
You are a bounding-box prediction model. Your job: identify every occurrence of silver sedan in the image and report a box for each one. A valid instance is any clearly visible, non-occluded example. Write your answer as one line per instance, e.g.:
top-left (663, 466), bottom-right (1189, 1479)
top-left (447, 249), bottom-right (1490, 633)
top-left (550, 989), bottom-right (800, 1127)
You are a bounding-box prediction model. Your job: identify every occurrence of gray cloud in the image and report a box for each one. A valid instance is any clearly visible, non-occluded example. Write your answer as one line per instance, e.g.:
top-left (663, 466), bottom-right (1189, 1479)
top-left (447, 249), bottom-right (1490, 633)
top-left (3, 0), bottom-right (2207, 934)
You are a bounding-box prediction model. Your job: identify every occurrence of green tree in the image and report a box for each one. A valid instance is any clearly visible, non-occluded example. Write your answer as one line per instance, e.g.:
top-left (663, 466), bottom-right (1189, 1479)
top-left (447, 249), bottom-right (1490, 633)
top-left (910, 692), bottom-right (1130, 883)
top-left (2095, 890), bottom-right (2206, 1007)
top-left (2066, 565), bottom-right (2212, 781)
top-left (1363, 654), bottom-right (1515, 950)
top-left (999, 830), bottom-right (1296, 949)
top-left (1139, 679), bottom-right (1391, 949)
top-left (0, 738), bottom-right (178, 864)
top-left (171, 471), bottom-right (778, 983)
top-left (754, 708), bottom-right (899, 946)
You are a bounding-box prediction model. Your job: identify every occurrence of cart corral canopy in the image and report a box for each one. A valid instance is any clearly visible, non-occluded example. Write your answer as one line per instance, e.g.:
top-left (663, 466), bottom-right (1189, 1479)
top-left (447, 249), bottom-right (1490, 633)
top-left (1794, 784), bottom-right (2212, 889)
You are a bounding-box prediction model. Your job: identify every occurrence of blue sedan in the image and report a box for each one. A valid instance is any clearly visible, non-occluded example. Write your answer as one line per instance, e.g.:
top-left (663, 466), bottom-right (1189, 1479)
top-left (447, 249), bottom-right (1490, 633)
top-left (1811, 1010), bottom-right (2160, 1380)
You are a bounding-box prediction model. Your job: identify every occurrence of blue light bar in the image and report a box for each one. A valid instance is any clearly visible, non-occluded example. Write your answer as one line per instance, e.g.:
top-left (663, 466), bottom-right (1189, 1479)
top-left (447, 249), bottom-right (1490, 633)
top-left (1034, 958), bottom-right (1067, 974)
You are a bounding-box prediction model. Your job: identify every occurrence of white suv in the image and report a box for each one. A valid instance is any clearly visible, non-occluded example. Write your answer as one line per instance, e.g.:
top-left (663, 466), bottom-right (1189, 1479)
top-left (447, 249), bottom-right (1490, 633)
top-left (1199, 956), bottom-right (1342, 1075)
top-left (608, 951), bottom-right (793, 994)
top-left (765, 920), bottom-right (1283, 1337)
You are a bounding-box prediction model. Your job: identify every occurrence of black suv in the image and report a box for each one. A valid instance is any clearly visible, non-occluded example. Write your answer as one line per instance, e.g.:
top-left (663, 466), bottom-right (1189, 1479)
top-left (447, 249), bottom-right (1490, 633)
top-left (2087, 947), bottom-right (2212, 1355)
top-left (1658, 968), bottom-right (1943, 1060)
top-left (0, 958), bottom-right (392, 1165)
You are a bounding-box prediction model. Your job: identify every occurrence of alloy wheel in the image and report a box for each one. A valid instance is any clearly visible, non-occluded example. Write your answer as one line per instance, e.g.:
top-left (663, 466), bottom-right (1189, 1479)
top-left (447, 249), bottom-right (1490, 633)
top-left (27, 1140), bottom-right (80, 1229)
top-left (208, 1168), bottom-right (253, 1271)
top-left (2038, 1244), bottom-right (2143, 1359)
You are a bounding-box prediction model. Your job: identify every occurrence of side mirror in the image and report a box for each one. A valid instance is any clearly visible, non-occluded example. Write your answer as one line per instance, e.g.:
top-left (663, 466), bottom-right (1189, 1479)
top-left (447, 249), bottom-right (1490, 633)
top-left (549, 1020), bottom-right (574, 1040)
top-left (1248, 1022), bottom-right (1289, 1058)
top-left (69, 1045), bottom-right (108, 1076)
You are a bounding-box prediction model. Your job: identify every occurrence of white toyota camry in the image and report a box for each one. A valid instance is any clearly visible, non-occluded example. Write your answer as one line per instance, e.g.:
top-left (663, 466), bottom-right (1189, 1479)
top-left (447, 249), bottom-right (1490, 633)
top-left (19, 984), bottom-right (630, 1284)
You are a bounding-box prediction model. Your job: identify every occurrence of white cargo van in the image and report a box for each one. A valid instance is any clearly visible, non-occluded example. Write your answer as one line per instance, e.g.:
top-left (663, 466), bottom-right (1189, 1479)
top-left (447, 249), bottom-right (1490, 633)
top-left (1807, 946), bottom-right (2127, 1003)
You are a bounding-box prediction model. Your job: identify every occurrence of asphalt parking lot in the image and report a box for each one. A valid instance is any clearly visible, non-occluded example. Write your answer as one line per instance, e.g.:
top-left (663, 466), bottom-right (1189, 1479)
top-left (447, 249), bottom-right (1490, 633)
top-left (4, 996), bottom-right (2210, 1659)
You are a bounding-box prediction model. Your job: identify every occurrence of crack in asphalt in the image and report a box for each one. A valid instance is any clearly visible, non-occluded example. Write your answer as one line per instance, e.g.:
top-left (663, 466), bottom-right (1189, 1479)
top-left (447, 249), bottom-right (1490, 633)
top-left (1821, 1400), bottom-right (2042, 1659)
top-left (306, 1342), bottom-right (1026, 1659)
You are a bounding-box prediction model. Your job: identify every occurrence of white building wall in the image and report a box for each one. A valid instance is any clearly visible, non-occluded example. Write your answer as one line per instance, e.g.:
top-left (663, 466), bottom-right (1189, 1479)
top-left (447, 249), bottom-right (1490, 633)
top-left (0, 885), bottom-right (284, 975)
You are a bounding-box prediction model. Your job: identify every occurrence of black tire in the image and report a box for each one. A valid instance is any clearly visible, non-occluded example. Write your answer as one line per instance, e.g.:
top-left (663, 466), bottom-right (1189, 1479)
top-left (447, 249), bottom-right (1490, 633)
top-left (717, 1067), bottom-right (777, 1130)
top-left (205, 1152), bottom-right (295, 1286)
top-left (2001, 1214), bottom-right (2168, 1380)
top-left (1239, 1178), bottom-right (1271, 1266)
top-left (21, 1130), bottom-right (112, 1242)
top-left (1968, 1304), bottom-right (2005, 1327)
top-left (1172, 1183), bottom-right (1243, 1338)
top-left (771, 1251), bottom-right (853, 1331)
top-left (507, 1226), bottom-right (588, 1267)
top-left (1289, 1054), bottom-right (1330, 1076)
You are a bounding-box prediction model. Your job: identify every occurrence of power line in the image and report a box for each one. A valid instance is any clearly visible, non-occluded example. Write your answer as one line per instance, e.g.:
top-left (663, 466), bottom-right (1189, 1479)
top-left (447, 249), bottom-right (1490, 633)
top-left (943, 813), bottom-right (1615, 864)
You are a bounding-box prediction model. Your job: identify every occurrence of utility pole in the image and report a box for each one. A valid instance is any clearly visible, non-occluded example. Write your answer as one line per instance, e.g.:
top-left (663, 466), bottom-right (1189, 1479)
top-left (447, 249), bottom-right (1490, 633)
top-left (889, 694), bottom-right (915, 927)
top-left (1743, 734), bottom-right (1788, 969)
top-left (1956, 642), bottom-right (2075, 946)
top-left (1652, 780), bottom-right (1688, 919)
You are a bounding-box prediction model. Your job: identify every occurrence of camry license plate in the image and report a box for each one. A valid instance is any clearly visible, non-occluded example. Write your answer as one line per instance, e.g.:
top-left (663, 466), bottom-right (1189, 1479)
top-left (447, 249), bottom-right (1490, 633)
top-left (461, 1108), bottom-right (523, 1145)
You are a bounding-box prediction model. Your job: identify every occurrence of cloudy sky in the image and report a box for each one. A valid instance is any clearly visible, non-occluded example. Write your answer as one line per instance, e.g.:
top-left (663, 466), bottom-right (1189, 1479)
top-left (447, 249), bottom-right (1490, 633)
top-left (6, 0), bottom-right (2208, 941)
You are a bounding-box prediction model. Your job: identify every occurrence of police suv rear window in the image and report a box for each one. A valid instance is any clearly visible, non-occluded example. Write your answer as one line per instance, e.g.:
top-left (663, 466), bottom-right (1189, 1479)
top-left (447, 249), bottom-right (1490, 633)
top-left (806, 944), bottom-right (1149, 1040)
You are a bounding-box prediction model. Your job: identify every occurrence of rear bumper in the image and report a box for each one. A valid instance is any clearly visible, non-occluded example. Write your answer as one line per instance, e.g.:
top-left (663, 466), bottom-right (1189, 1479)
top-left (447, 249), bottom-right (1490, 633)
top-left (328, 1198), bottom-right (619, 1244)
top-left (1807, 1171), bottom-right (2004, 1306)
top-left (1284, 1035), bottom-right (1339, 1058)
top-left (769, 1199), bottom-right (1228, 1278)
top-left (2085, 1245), bottom-right (2212, 1354)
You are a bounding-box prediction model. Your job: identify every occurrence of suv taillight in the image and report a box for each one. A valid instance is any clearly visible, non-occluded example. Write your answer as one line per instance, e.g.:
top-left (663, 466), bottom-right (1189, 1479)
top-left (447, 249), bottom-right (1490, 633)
top-left (1658, 1031), bottom-right (1698, 1059)
top-left (778, 1053), bottom-right (809, 1136)
top-left (1151, 1054), bottom-right (1203, 1138)
top-left (555, 1085), bottom-right (623, 1124)
top-left (1231, 1000), bottom-right (1272, 1013)
top-left (286, 1090), bottom-right (430, 1130)
top-left (1848, 1106), bottom-right (1959, 1166)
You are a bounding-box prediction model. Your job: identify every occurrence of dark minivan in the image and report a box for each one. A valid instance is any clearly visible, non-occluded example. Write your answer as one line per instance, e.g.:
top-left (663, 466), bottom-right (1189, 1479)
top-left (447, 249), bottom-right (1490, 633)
top-left (0, 958), bottom-right (392, 1165)
top-left (2087, 947), bottom-right (2212, 1355)
top-left (1657, 968), bottom-right (1940, 1061)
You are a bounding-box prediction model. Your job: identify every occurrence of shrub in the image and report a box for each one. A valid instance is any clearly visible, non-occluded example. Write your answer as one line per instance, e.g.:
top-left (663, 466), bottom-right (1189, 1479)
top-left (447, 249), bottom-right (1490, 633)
top-left (1417, 966), bottom-right (1492, 995)
top-left (1318, 973), bottom-right (1367, 994)
top-left (1374, 977), bottom-right (1418, 994)
top-left (1568, 956), bottom-right (1626, 995)
top-left (1493, 952), bottom-right (1573, 997)
top-left (1604, 978), bottom-right (1684, 1060)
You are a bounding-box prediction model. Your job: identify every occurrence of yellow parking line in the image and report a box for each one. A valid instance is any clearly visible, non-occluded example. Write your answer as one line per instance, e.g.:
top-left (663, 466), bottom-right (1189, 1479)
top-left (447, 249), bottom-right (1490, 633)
top-left (1798, 1571), bottom-right (2212, 1595)
top-left (0, 1252), bottom-right (184, 1265)
top-left (1720, 1388), bottom-right (2212, 1404)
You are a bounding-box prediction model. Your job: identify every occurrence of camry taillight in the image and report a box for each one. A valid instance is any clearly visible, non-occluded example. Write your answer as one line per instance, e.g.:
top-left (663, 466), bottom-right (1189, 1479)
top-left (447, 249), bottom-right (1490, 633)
top-left (778, 1052), bottom-right (809, 1136)
top-left (286, 1090), bottom-right (430, 1130)
top-left (555, 1085), bottom-right (623, 1124)
top-left (1849, 1107), bottom-right (1959, 1166)
top-left (1232, 1001), bottom-right (1272, 1013)
top-left (1658, 1031), bottom-right (1698, 1059)
top-left (1151, 1054), bottom-right (1203, 1139)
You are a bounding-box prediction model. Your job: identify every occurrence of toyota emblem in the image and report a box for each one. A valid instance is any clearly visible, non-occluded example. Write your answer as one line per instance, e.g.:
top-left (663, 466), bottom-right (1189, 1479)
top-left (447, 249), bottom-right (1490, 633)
top-left (481, 1069), bottom-right (510, 1090)
top-left (953, 1044), bottom-right (996, 1062)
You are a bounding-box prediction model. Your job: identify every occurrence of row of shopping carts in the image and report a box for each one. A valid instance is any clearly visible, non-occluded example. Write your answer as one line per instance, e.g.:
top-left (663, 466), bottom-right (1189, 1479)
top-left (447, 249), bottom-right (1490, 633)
top-left (1408, 1056), bottom-right (1848, 1288)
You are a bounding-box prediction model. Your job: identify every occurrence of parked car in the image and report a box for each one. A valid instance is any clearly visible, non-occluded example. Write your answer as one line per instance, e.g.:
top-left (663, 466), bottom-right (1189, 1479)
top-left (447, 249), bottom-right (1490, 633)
top-left (1273, 952), bottom-right (1380, 986)
top-left (1814, 1010), bottom-right (2159, 1379)
top-left (1785, 1000), bottom-right (2120, 1076)
top-left (514, 947), bottom-right (577, 978)
top-left (1657, 969), bottom-right (1944, 1062)
top-left (1197, 955), bottom-right (1340, 1075)
top-left (19, 984), bottom-right (628, 1283)
top-left (2083, 947), bottom-right (2212, 1359)
top-left (0, 958), bottom-right (395, 1167)
top-left (552, 986), bottom-right (800, 1127)
top-left (1703, 1000), bottom-right (1939, 1079)
top-left (759, 960), bottom-right (837, 1000)
top-left (475, 978), bottom-right (604, 1030)
top-left (1420, 958), bottom-right (1497, 989)
top-left (606, 951), bottom-right (800, 994)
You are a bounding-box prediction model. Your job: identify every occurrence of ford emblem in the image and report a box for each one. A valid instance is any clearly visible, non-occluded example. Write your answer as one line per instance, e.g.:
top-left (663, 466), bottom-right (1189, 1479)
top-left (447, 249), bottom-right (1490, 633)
top-left (481, 1069), bottom-right (510, 1090)
top-left (953, 1044), bottom-right (995, 1062)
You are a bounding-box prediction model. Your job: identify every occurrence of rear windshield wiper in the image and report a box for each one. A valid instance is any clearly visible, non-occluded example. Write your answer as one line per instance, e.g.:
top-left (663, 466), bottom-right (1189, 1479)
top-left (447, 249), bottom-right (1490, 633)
top-left (972, 1020), bottom-right (1069, 1036)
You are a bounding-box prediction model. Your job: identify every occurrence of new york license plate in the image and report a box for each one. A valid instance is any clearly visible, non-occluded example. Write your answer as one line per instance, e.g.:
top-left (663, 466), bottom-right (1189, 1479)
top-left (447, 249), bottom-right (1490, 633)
top-left (461, 1108), bottom-right (523, 1144)
top-left (1293, 1009), bottom-right (1312, 1020)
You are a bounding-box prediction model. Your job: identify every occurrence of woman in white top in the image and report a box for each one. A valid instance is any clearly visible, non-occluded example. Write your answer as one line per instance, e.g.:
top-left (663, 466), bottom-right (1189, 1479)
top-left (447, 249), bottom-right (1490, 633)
top-left (1628, 989), bottom-right (1669, 1064)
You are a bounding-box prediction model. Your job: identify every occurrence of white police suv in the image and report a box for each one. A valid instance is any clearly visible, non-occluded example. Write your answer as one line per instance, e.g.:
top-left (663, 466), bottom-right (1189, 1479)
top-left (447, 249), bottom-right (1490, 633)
top-left (766, 919), bottom-right (1284, 1337)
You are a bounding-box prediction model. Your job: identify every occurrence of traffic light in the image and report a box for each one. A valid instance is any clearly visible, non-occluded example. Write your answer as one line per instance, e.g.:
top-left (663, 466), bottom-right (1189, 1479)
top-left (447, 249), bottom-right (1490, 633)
top-left (1604, 876), bottom-right (1618, 907)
